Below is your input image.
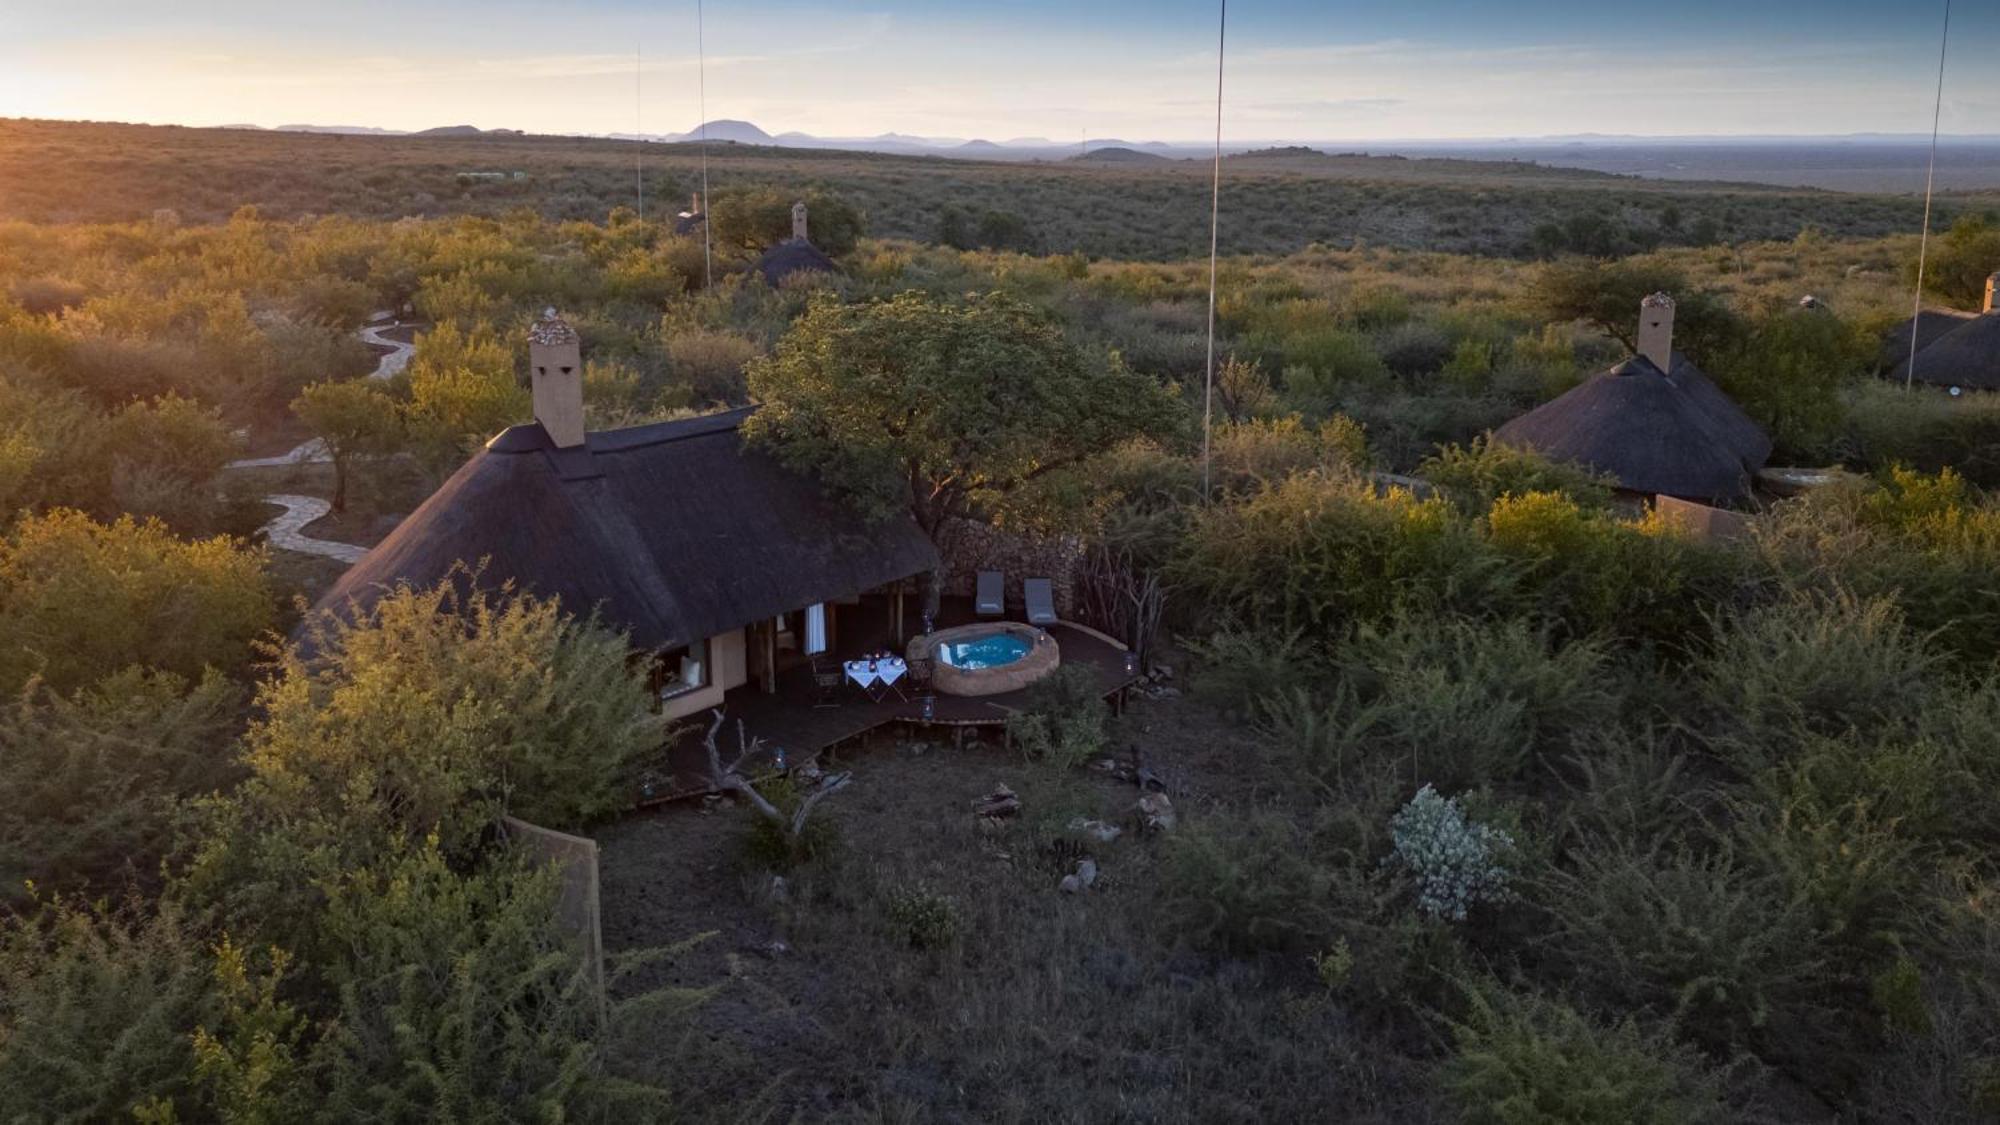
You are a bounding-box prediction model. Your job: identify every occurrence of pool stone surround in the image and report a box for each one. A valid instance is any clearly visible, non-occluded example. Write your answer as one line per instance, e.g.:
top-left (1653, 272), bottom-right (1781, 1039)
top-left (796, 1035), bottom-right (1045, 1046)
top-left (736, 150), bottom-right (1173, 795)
top-left (907, 621), bottom-right (1061, 697)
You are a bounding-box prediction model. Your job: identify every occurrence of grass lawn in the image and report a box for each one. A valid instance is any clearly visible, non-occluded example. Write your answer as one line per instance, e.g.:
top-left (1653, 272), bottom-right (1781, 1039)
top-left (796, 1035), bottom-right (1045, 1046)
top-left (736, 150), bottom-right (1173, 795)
top-left (597, 687), bottom-right (1442, 1124)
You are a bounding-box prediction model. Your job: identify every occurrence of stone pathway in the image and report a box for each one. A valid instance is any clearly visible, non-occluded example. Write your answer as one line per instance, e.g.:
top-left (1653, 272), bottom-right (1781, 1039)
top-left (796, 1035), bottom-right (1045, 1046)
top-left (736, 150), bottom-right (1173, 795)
top-left (226, 318), bottom-right (416, 469)
top-left (258, 494), bottom-right (369, 564)
top-left (358, 320), bottom-right (415, 380)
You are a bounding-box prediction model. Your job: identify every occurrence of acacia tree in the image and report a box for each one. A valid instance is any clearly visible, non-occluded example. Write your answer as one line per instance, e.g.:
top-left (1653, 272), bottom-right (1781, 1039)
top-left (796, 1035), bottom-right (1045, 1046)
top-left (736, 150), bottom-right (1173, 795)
top-left (291, 380), bottom-right (402, 513)
top-left (1910, 214), bottom-right (2000, 309)
top-left (744, 291), bottom-right (1184, 610)
top-left (707, 186), bottom-right (863, 256)
top-left (1530, 260), bottom-right (1744, 361)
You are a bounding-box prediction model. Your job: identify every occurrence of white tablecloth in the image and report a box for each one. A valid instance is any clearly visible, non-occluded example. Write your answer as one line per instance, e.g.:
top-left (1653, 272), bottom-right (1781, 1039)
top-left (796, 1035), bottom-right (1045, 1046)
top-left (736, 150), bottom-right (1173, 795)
top-left (844, 658), bottom-right (906, 689)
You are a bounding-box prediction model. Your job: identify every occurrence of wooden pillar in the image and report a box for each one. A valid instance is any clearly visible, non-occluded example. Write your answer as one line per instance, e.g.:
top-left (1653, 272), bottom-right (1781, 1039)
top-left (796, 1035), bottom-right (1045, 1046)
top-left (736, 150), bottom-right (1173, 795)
top-left (764, 620), bottom-right (778, 694)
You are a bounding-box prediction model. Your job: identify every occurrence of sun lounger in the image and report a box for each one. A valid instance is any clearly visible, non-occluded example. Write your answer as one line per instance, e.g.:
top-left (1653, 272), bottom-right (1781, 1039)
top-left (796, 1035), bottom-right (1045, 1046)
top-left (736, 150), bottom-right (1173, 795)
top-left (975, 570), bottom-right (1005, 617)
top-left (1024, 577), bottom-right (1058, 626)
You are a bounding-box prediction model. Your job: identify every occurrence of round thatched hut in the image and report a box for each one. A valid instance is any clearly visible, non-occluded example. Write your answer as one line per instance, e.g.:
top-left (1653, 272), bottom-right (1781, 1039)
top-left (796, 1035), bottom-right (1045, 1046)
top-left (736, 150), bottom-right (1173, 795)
top-left (1493, 294), bottom-right (1771, 502)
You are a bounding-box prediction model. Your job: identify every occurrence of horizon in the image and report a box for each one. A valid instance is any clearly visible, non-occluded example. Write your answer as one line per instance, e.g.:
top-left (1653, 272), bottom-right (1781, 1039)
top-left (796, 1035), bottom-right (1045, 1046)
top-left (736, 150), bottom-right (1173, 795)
top-left (26, 114), bottom-right (2000, 150)
top-left (6, 1), bottom-right (1995, 144)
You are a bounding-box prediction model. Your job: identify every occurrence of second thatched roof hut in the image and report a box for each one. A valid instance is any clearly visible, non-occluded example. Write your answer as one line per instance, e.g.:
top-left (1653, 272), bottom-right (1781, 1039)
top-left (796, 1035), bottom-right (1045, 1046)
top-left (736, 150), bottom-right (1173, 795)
top-left (1493, 293), bottom-right (1771, 502)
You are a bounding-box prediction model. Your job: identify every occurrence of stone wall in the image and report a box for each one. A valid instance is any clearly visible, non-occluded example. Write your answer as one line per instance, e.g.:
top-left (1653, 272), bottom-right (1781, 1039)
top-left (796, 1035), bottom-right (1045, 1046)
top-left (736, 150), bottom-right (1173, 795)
top-left (935, 517), bottom-right (1084, 617)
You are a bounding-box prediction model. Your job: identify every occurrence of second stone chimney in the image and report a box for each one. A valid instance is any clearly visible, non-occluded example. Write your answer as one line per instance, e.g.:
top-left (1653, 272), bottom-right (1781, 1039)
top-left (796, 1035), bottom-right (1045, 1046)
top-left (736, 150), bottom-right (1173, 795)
top-left (792, 200), bottom-right (808, 242)
top-left (1985, 271), bottom-right (1997, 314)
top-left (526, 308), bottom-right (585, 449)
top-left (1638, 292), bottom-right (1676, 373)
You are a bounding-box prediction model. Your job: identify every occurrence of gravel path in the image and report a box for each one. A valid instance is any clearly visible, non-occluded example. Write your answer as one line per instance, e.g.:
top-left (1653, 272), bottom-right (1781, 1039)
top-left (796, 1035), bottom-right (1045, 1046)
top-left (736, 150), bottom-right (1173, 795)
top-left (258, 494), bottom-right (369, 564)
top-left (226, 318), bottom-right (415, 469)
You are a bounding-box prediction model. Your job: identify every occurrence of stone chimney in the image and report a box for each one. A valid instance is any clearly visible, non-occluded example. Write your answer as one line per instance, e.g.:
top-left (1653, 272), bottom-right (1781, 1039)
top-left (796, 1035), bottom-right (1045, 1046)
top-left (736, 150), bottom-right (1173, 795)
top-left (792, 200), bottom-right (808, 242)
top-left (1638, 292), bottom-right (1675, 373)
top-left (526, 308), bottom-right (585, 449)
top-left (1985, 271), bottom-right (1997, 314)
top-left (689, 191), bottom-right (702, 215)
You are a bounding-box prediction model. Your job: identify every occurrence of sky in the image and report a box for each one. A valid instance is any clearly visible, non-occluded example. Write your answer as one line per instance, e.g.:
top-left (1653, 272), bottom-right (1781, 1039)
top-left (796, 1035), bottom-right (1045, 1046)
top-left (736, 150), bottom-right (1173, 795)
top-left (3, 1), bottom-right (1996, 143)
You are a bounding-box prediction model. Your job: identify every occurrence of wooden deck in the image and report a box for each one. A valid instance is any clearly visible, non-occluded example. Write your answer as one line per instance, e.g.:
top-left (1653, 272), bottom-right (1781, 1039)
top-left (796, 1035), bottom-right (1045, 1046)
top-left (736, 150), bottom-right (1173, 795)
top-left (639, 595), bottom-right (1135, 804)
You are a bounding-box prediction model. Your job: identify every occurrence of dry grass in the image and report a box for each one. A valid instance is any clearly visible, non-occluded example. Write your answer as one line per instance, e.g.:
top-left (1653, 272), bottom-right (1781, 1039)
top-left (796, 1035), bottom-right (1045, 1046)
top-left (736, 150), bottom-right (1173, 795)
top-left (596, 694), bottom-right (1442, 1124)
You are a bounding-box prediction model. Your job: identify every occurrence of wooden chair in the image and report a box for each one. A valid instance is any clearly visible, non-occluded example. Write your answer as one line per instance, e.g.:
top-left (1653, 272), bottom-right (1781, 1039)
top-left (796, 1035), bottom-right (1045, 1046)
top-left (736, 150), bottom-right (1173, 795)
top-left (811, 659), bottom-right (845, 708)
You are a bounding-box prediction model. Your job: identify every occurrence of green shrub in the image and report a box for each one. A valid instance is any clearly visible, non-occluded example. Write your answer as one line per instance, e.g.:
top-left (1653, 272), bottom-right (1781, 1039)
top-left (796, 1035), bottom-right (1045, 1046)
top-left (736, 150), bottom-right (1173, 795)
top-left (1709, 305), bottom-right (1867, 459)
top-left (1694, 592), bottom-right (1938, 771)
top-left (1188, 626), bottom-right (1324, 719)
top-left (1208, 414), bottom-right (1368, 492)
top-left (1419, 436), bottom-right (1615, 514)
top-left (1171, 472), bottom-right (1509, 636)
top-left (184, 578), bottom-right (663, 946)
top-left (0, 897), bottom-right (224, 1121)
top-left (1273, 329), bottom-right (1391, 409)
top-left (305, 842), bottom-right (668, 1121)
top-left (883, 883), bottom-right (962, 950)
top-left (1732, 788), bottom-right (1920, 954)
top-left (1444, 984), bottom-right (1728, 1125)
top-left (0, 509), bottom-right (273, 695)
top-left (1005, 663), bottom-right (1110, 770)
top-left (1840, 381), bottom-right (2000, 487)
top-left (742, 773), bottom-right (843, 870)
top-left (1157, 813), bottom-right (1331, 954)
top-left (1486, 492), bottom-right (1746, 645)
top-left (1376, 321), bottom-right (1453, 377)
top-left (1292, 613), bottom-right (1620, 790)
top-left (1535, 839), bottom-right (1836, 1059)
top-left (0, 668), bottom-right (244, 905)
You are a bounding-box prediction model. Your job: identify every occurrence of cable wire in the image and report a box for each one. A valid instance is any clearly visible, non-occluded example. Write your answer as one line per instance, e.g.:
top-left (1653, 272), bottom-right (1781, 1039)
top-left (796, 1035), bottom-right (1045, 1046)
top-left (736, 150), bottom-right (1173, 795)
top-left (1200, 0), bottom-right (1226, 501)
top-left (635, 44), bottom-right (644, 218)
top-left (697, 0), bottom-right (713, 288)
top-left (1906, 0), bottom-right (1953, 391)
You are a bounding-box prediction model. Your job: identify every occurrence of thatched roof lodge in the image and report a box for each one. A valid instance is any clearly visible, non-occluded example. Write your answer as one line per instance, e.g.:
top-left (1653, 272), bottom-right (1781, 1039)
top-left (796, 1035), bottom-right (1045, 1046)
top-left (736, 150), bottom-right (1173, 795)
top-left (314, 310), bottom-right (936, 720)
top-left (1493, 294), bottom-right (1771, 502)
top-left (757, 201), bottom-right (837, 286)
top-left (1898, 273), bottom-right (2000, 393)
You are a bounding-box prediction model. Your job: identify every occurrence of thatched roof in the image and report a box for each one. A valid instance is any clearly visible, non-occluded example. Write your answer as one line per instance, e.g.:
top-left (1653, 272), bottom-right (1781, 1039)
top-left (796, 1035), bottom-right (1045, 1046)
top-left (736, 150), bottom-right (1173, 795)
top-left (1881, 308), bottom-right (1979, 373)
top-left (1906, 314), bottom-right (2000, 391)
top-left (313, 408), bottom-right (937, 651)
top-left (757, 238), bottom-right (837, 285)
top-left (1492, 353), bottom-right (1771, 501)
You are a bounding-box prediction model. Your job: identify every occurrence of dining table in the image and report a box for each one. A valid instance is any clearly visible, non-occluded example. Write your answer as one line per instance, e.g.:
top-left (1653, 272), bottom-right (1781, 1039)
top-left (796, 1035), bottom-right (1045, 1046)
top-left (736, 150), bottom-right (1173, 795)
top-left (843, 656), bottom-right (908, 701)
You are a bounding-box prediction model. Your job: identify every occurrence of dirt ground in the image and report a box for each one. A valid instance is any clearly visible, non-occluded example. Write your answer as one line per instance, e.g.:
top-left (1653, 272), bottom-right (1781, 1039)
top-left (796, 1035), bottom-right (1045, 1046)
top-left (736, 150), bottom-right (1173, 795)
top-left (594, 687), bottom-right (1440, 1124)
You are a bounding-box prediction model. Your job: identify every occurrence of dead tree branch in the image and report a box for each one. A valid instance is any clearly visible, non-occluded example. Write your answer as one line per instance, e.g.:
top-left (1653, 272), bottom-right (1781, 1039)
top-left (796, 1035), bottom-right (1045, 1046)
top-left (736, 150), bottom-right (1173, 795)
top-left (701, 708), bottom-right (851, 841)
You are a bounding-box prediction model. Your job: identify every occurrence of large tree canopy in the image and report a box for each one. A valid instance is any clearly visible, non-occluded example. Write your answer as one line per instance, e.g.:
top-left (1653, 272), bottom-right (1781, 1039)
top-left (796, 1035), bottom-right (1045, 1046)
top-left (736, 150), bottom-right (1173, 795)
top-left (1529, 260), bottom-right (1744, 362)
top-left (744, 291), bottom-right (1185, 541)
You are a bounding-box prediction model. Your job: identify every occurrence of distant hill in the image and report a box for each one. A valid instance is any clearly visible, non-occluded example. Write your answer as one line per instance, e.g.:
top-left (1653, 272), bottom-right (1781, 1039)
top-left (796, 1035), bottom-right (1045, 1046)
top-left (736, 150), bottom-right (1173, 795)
top-left (1071, 146), bottom-right (1169, 164)
top-left (276, 124), bottom-right (408, 136)
top-left (107, 115), bottom-right (2000, 190)
top-left (7, 117), bottom-right (1988, 261)
top-left (676, 119), bottom-right (773, 145)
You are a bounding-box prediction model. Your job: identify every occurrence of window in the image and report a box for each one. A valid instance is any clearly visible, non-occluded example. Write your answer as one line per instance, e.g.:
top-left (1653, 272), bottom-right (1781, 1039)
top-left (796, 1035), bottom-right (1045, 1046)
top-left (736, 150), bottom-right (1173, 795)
top-left (652, 638), bottom-right (709, 701)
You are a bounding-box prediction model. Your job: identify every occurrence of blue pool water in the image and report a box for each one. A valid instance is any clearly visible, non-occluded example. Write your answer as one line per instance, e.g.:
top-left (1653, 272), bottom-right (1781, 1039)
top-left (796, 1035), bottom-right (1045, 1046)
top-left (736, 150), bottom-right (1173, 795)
top-left (938, 632), bottom-right (1031, 670)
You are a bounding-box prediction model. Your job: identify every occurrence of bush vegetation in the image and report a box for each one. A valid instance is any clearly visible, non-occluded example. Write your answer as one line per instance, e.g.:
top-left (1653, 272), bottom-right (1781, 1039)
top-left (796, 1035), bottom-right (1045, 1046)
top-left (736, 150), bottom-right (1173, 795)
top-left (4, 128), bottom-right (1999, 1120)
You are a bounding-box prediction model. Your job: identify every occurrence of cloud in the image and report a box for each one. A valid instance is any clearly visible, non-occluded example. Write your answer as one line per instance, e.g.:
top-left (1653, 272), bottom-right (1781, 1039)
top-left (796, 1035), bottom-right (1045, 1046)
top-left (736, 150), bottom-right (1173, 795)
top-left (1248, 98), bottom-right (1405, 114)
